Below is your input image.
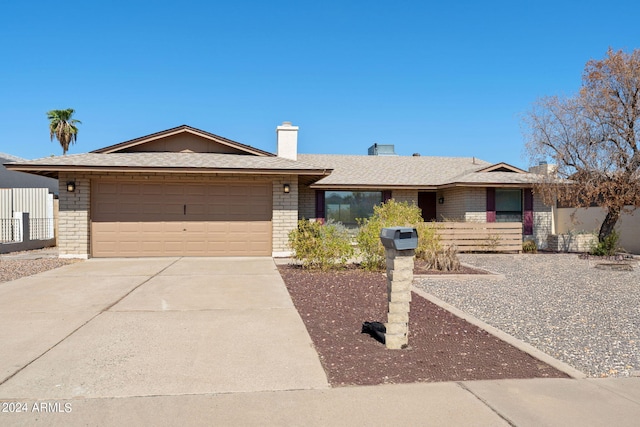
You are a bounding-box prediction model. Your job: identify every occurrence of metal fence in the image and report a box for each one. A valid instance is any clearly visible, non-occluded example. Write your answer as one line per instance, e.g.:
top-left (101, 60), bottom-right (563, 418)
top-left (28, 217), bottom-right (55, 240)
top-left (0, 218), bottom-right (21, 243)
top-left (0, 217), bottom-right (54, 243)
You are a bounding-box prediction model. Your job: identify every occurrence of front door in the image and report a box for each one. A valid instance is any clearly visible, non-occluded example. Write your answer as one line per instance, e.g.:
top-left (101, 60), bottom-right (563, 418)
top-left (418, 192), bottom-right (437, 222)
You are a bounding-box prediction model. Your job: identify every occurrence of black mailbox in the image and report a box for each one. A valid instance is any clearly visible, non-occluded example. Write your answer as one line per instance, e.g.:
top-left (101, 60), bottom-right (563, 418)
top-left (380, 227), bottom-right (418, 251)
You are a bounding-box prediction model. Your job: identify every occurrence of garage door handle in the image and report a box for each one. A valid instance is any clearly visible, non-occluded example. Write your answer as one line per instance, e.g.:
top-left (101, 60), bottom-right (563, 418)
top-left (184, 204), bottom-right (186, 215)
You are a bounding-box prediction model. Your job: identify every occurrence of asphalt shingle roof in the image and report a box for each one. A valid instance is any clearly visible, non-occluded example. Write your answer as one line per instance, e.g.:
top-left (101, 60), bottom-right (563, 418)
top-left (5, 152), bottom-right (543, 187)
top-left (298, 154), bottom-right (540, 187)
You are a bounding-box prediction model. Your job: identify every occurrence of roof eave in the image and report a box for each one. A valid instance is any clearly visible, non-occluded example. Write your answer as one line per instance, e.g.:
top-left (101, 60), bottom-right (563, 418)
top-left (438, 182), bottom-right (535, 189)
top-left (5, 164), bottom-right (332, 178)
top-left (309, 183), bottom-right (439, 190)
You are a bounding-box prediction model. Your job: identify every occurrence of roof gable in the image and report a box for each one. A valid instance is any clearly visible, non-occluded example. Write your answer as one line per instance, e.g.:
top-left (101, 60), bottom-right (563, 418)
top-left (475, 162), bottom-right (527, 174)
top-left (91, 125), bottom-right (274, 156)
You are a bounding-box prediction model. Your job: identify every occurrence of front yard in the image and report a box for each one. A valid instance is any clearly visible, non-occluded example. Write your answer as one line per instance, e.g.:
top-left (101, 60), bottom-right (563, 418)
top-left (415, 253), bottom-right (640, 378)
top-left (278, 264), bottom-right (568, 386)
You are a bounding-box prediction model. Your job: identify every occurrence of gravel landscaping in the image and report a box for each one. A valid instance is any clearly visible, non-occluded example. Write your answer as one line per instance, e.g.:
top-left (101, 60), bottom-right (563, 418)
top-left (0, 249), bottom-right (80, 283)
top-left (279, 265), bottom-right (568, 386)
top-left (414, 253), bottom-right (640, 378)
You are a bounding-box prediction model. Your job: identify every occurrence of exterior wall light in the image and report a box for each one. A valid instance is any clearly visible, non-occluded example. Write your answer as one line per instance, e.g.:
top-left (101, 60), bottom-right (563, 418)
top-left (66, 181), bottom-right (76, 192)
top-left (438, 197), bottom-right (444, 204)
top-left (283, 184), bottom-right (290, 193)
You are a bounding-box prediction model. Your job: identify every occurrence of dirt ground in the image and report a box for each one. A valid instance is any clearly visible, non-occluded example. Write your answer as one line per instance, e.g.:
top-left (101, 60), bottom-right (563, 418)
top-left (278, 265), bottom-right (569, 386)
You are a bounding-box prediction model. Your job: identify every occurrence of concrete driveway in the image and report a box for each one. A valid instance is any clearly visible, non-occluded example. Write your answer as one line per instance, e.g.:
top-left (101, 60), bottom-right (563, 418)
top-left (0, 257), bottom-right (329, 400)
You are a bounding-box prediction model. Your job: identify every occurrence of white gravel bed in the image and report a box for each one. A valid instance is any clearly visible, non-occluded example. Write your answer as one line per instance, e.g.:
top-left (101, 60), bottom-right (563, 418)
top-left (414, 253), bottom-right (640, 378)
top-left (0, 258), bottom-right (80, 283)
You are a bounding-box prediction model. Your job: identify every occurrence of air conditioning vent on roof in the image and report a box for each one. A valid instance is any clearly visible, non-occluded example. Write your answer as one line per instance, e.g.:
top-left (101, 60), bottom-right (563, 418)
top-left (368, 143), bottom-right (397, 156)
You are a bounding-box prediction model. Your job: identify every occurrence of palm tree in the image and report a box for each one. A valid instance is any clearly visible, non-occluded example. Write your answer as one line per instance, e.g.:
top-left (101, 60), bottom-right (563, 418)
top-left (47, 108), bottom-right (81, 155)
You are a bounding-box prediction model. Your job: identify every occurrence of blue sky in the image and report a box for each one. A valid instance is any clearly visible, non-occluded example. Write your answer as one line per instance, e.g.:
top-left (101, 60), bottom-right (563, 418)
top-left (1, 1), bottom-right (638, 168)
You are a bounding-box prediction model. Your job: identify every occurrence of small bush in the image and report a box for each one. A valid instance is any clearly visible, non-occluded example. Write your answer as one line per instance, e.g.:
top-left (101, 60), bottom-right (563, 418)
top-left (356, 200), bottom-right (424, 270)
top-left (590, 230), bottom-right (620, 256)
top-left (522, 239), bottom-right (537, 253)
top-left (288, 219), bottom-right (354, 270)
top-left (355, 200), bottom-right (459, 271)
top-left (420, 242), bottom-right (461, 271)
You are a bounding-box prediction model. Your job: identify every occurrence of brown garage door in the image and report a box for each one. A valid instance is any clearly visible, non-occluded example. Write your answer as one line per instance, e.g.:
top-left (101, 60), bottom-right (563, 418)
top-left (91, 180), bottom-right (272, 257)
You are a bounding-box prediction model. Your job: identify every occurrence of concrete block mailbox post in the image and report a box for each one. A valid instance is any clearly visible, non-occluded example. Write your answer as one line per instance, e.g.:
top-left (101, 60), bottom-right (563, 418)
top-left (380, 227), bottom-right (418, 349)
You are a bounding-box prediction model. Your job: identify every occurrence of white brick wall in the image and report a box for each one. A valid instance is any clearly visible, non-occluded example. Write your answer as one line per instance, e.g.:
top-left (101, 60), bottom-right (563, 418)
top-left (298, 184), bottom-right (316, 220)
top-left (437, 187), bottom-right (485, 222)
top-left (391, 190), bottom-right (418, 205)
top-left (272, 176), bottom-right (298, 257)
top-left (58, 172), bottom-right (91, 258)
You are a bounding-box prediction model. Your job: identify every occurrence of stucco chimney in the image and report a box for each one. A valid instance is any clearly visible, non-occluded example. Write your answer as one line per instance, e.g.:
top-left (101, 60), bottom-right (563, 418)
top-left (528, 161), bottom-right (557, 176)
top-left (276, 121), bottom-right (298, 161)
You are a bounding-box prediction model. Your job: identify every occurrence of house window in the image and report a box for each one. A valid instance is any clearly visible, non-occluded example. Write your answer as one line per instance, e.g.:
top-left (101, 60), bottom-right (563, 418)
top-left (325, 191), bottom-right (382, 226)
top-left (495, 189), bottom-right (522, 222)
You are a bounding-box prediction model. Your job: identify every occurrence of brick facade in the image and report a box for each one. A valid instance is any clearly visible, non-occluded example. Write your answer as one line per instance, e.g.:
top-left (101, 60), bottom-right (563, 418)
top-left (58, 172), bottom-right (91, 258)
top-left (390, 189), bottom-right (419, 204)
top-left (272, 175), bottom-right (298, 257)
top-left (298, 183), bottom-right (316, 220)
top-left (436, 187), bottom-right (486, 222)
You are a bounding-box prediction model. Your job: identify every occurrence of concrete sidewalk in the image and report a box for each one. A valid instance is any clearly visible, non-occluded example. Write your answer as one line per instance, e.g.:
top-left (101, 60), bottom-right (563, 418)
top-left (1, 378), bottom-right (639, 426)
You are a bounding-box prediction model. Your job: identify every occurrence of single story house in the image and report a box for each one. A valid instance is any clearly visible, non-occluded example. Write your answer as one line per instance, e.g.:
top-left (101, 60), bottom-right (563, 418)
top-left (4, 122), bottom-right (551, 258)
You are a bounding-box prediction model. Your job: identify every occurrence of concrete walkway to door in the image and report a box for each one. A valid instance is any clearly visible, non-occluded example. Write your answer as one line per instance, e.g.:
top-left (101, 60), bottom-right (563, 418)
top-left (0, 257), bottom-right (329, 399)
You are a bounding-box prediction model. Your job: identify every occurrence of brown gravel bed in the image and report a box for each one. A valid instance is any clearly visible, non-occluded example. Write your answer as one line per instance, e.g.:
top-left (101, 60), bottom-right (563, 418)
top-left (0, 259), bottom-right (80, 283)
top-left (278, 265), bottom-right (569, 386)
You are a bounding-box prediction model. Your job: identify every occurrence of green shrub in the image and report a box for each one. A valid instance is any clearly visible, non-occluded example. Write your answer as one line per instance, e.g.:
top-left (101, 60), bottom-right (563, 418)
top-left (590, 230), bottom-right (620, 256)
top-left (355, 200), bottom-right (458, 271)
top-left (288, 219), bottom-right (354, 270)
top-left (355, 200), bottom-right (424, 270)
top-left (522, 239), bottom-right (538, 253)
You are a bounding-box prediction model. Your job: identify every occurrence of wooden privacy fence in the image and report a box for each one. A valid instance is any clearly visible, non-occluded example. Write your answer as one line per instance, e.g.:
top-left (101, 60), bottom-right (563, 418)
top-left (427, 222), bottom-right (522, 252)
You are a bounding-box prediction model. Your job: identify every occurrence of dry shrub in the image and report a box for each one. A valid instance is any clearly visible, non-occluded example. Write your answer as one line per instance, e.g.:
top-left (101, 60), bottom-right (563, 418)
top-left (420, 243), bottom-right (461, 271)
top-left (522, 239), bottom-right (538, 253)
top-left (288, 219), bottom-right (354, 270)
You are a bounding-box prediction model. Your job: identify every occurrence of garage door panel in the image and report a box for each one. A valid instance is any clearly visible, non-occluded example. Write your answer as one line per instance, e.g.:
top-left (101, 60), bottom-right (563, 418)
top-left (92, 181), bottom-right (272, 257)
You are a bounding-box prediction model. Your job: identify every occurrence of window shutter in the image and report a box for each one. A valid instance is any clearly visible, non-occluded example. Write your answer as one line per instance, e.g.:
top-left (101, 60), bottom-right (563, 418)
top-left (523, 188), bottom-right (533, 235)
top-left (315, 190), bottom-right (325, 221)
top-left (382, 190), bottom-right (392, 203)
top-left (486, 188), bottom-right (496, 222)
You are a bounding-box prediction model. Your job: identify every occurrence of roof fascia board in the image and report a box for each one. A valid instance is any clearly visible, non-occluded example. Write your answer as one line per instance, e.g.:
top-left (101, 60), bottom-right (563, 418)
top-left (309, 184), bottom-right (439, 190)
top-left (437, 182), bottom-right (534, 189)
top-left (5, 164), bottom-right (331, 176)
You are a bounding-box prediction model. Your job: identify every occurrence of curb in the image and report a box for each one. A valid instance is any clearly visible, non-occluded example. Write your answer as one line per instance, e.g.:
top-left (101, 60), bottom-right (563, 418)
top-left (414, 263), bottom-right (505, 280)
top-left (411, 286), bottom-right (587, 380)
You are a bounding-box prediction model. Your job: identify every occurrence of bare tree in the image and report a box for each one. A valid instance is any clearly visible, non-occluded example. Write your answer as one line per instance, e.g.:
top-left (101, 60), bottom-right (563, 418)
top-left (524, 48), bottom-right (640, 242)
